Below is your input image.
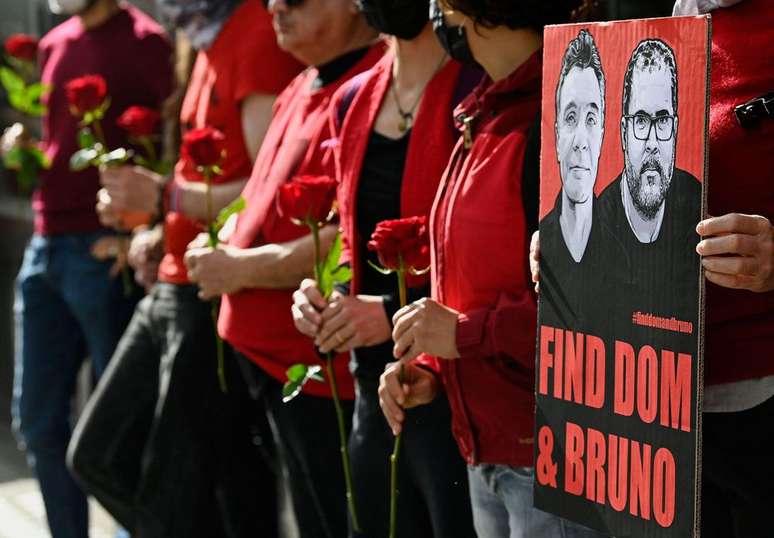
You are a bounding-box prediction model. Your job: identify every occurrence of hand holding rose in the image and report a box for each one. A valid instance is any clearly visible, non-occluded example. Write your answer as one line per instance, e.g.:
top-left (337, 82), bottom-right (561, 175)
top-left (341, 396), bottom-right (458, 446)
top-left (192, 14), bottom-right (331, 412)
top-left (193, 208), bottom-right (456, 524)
top-left (378, 361), bottom-right (439, 436)
top-left (391, 298), bottom-right (460, 362)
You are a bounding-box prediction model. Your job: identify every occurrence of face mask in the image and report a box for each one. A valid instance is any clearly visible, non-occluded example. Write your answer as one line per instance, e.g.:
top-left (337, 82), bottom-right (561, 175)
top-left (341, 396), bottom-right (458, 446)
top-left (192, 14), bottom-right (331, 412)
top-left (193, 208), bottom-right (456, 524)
top-left (48, 0), bottom-right (95, 15)
top-left (358, 0), bottom-right (429, 40)
top-left (430, 0), bottom-right (476, 65)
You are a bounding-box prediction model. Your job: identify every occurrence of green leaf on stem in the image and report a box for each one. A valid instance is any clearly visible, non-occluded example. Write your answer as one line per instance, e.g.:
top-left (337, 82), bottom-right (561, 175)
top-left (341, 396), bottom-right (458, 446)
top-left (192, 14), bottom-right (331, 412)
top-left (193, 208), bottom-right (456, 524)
top-left (25, 82), bottom-right (49, 102)
top-left (4, 146), bottom-right (50, 192)
top-left (0, 66), bottom-right (24, 94)
top-left (213, 196), bottom-right (246, 233)
top-left (78, 128), bottom-right (97, 150)
top-left (367, 259), bottom-right (394, 276)
top-left (317, 232), bottom-right (352, 300)
top-left (69, 147), bottom-right (100, 171)
top-left (23, 100), bottom-right (46, 117)
top-left (282, 364), bottom-right (324, 403)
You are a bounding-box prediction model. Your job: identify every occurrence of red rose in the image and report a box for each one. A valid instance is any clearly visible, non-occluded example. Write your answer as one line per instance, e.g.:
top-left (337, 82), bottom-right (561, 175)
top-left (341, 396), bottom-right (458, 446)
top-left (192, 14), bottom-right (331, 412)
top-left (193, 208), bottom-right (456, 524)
top-left (5, 34), bottom-right (38, 62)
top-left (180, 127), bottom-right (226, 170)
top-left (367, 216), bottom-right (430, 272)
top-left (65, 75), bottom-right (108, 116)
top-left (117, 106), bottom-right (160, 138)
top-left (277, 175), bottom-right (338, 225)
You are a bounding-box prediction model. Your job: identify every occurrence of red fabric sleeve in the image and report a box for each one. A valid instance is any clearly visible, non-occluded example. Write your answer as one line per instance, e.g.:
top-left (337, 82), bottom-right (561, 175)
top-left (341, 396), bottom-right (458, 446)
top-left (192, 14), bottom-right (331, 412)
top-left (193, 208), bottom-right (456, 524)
top-left (415, 353), bottom-right (442, 375)
top-left (455, 291), bottom-right (537, 369)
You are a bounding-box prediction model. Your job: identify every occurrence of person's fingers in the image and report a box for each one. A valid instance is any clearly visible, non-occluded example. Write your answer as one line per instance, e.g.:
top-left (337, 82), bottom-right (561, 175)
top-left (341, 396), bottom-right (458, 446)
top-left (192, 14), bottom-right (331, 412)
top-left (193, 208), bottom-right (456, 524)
top-left (333, 326), bottom-right (359, 353)
top-left (379, 368), bottom-right (406, 435)
top-left (392, 326), bottom-right (416, 360)
top-left (320, 299), bottom-right (344, 322)
top-left (300, 278), bottom-right (327, 310)
top-left (292, 303), bottom-right (320, 337)
top-left (701, 255), bottom-right (758, 277)
top-left (106, 257), bottom-right (121, 278)
top-left (697, 234), bottom-right (758, 257)
top-left (293, 289), bottom-right (322, 326)
top-left (317, 316), bottom-right (353, 353)
top-left (392, 302), bottom-right (416, 328)
top-left (397, 345), bottom-right (421, 363)
top-left (392, 305), bottom-right (420, 342)
top-left (316, 309), bottom-right (348, 345)
top-left (698, 214), bottom-right (767, 237)
top-left (704, 269), bottom-right (753, 290)
top-left (529, 230), bottom-right (541, 283)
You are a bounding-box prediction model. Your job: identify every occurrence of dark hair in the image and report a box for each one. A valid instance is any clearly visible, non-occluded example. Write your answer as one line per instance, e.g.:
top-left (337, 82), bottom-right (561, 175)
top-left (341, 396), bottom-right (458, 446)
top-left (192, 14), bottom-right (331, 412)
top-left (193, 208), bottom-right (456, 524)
top-left (622, 38), bottom-right (678, 116)
top-left (443, 0), bottom-right (583, 32)
top-left (555, 29), bottom-right (605, 120)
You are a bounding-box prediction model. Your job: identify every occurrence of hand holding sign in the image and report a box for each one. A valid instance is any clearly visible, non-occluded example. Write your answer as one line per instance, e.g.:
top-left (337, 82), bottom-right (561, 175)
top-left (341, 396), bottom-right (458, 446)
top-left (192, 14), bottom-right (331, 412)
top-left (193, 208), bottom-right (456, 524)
top-left (697, 213), bottom-right (774, 292)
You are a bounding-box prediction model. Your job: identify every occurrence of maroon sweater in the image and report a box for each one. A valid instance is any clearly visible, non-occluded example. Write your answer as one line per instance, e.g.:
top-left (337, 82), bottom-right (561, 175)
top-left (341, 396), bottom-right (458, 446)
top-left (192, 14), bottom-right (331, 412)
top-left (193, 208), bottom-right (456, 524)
top-left (36, 6), bottom-right (173, 235)
top-left (704, 0), bottom-right (774, 385)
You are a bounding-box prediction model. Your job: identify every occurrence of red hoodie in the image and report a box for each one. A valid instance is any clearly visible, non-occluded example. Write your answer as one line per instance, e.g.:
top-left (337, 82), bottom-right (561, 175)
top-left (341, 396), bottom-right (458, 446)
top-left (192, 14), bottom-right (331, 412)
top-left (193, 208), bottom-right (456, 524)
top-left (218, 44), bottom-right (386, 400)
top-left (421, 51), bottom-right (543, 467)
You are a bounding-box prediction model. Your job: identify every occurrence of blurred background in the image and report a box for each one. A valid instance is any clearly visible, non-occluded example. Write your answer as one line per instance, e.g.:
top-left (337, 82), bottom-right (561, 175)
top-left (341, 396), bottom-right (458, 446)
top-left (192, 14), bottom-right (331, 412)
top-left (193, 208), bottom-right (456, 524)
top-left (0, 0), bottom-right (674, 535)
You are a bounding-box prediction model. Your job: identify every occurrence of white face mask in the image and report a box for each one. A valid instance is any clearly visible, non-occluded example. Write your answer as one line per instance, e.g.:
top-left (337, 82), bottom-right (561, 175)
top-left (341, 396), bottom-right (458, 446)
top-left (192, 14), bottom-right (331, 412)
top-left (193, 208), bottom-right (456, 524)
top-left (48, 0), bottom-right (92, 15)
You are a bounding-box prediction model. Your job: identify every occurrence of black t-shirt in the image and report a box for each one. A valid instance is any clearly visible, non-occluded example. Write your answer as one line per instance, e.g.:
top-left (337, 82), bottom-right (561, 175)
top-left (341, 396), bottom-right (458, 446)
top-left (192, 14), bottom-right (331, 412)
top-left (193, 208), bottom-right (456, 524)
top-left (539, 192), bottom-right (618, 336)
top-left (351, 130), bottom-right (430, 382)
top-left (599, 168), bottom-right (701, 323)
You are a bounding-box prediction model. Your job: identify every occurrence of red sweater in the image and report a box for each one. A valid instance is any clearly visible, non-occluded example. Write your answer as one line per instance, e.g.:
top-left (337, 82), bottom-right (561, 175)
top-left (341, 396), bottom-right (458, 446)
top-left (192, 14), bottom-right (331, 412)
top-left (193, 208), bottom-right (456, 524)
top-left (36, 6), bottom-right (172, 235)
top-left (422, 52), bottom-right (542, 467)
top-left (158, 0), bottom-right (303, 284)
top-left (332, 51), bottom-right (466, 294)
top-left (703, 0), bottom-right (774, 385)
top-left (219, 44), bottom-right (385, 399)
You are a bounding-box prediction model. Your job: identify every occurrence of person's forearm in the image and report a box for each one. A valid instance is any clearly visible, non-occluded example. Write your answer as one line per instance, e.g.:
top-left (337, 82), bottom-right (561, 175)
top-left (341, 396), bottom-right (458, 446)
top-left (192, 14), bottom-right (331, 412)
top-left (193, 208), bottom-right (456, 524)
top-left (236, 224), bottom-right (338, 290)
top-left (179, 179), bottom-right (248, 221)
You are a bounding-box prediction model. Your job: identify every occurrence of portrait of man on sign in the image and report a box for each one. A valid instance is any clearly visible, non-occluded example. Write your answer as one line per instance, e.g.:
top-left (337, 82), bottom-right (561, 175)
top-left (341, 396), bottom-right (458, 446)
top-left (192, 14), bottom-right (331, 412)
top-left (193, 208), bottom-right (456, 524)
top-left (598, 37), bottom-right (701, 322)
top-left (539, 29), bottom-right (615, 331)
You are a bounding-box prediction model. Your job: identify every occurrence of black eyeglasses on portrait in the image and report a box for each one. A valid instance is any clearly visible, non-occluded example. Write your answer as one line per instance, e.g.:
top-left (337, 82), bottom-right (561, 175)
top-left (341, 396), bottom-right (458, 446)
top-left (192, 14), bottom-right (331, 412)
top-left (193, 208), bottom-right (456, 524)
top-left (623, 113), bottom-right (676, 141)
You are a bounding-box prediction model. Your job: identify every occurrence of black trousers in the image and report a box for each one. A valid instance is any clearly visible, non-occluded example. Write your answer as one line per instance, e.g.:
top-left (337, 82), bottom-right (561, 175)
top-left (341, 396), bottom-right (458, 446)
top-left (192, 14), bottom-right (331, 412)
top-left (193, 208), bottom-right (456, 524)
top-left (68, 284), bottom-right (278, 538)
top-left (701, 394), bottom-right (774, 538)
top-left (238, 354), bottom-right (353, 538)
top-left (349, 375), bottom-right (475, 538)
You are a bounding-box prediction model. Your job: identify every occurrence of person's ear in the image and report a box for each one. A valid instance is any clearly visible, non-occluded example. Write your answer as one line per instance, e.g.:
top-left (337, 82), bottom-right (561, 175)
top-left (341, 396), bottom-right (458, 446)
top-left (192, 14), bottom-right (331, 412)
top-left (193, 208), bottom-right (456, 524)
top-left (620, 116), bottom-right (626, 152)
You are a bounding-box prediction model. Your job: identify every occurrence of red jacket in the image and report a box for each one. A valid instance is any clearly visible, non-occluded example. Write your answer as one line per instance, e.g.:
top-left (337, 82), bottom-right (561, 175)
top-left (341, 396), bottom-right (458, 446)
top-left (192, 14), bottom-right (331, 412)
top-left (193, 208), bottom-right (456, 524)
top-left (219, 44), bottom-right (385, 399)
top-left (703, 0), bottom-right (774, 385)
top-left (332, 51), bottom-right (470, 294)
top-left (421, 51), bottom-right (542, 467)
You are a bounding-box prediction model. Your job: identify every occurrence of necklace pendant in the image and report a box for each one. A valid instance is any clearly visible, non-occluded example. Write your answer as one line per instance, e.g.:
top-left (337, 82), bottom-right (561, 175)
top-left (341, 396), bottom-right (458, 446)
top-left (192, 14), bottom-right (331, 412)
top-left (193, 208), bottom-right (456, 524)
top-left (398, 113), bottom-right (412, 133)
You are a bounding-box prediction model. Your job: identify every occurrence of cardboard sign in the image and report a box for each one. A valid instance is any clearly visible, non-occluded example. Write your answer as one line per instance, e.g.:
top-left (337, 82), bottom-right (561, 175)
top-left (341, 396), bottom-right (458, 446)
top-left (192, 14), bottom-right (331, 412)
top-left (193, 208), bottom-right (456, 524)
top-left (534, 16), bottom-right (710, 538)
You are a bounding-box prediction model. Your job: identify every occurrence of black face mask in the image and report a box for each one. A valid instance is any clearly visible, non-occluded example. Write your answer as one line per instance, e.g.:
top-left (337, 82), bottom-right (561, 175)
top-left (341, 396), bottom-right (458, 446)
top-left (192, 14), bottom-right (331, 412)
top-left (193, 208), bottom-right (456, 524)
top-left (358, 0), bottom-right (429, 40)
top-left (430, 0), bottom-right (476, 65)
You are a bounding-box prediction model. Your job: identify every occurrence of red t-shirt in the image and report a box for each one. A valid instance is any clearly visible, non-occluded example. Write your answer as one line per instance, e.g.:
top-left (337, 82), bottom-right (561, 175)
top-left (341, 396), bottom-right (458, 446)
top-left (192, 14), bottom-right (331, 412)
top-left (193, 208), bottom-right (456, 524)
top-left (158, 0), bottom-right (304, 284)
top-left (219, 44), bottom-right (386, 400)
top-left (36, 6), bottom-right (172, 235)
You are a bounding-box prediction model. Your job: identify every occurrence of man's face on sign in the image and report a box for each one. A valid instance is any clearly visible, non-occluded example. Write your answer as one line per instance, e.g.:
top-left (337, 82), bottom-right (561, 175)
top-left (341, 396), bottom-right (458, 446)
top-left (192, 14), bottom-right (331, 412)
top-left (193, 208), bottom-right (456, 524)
top-left (621, 65), bottom-right (678, 219)
top-left (556, 66), bottom-right (604, 205)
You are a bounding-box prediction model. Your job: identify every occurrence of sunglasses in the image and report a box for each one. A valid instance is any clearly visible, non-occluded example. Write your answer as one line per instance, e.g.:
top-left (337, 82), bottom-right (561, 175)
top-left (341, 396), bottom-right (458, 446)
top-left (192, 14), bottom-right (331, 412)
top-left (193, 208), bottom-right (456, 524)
top-left (265, 0), bottom-right (306, 8)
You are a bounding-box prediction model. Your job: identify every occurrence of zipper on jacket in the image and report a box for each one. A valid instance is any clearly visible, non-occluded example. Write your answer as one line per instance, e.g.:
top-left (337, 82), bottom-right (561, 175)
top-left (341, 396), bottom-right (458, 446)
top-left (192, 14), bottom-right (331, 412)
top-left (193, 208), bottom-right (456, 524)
top-left (458, 113), bottom-right (476, 150)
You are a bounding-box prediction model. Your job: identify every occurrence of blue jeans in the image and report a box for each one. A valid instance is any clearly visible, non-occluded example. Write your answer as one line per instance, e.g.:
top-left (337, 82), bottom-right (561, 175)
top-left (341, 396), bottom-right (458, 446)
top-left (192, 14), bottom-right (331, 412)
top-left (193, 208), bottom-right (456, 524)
top-left (468, 465), bottom-right (609, 538)
top-left (12, 233), bottom-right (138, 538)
